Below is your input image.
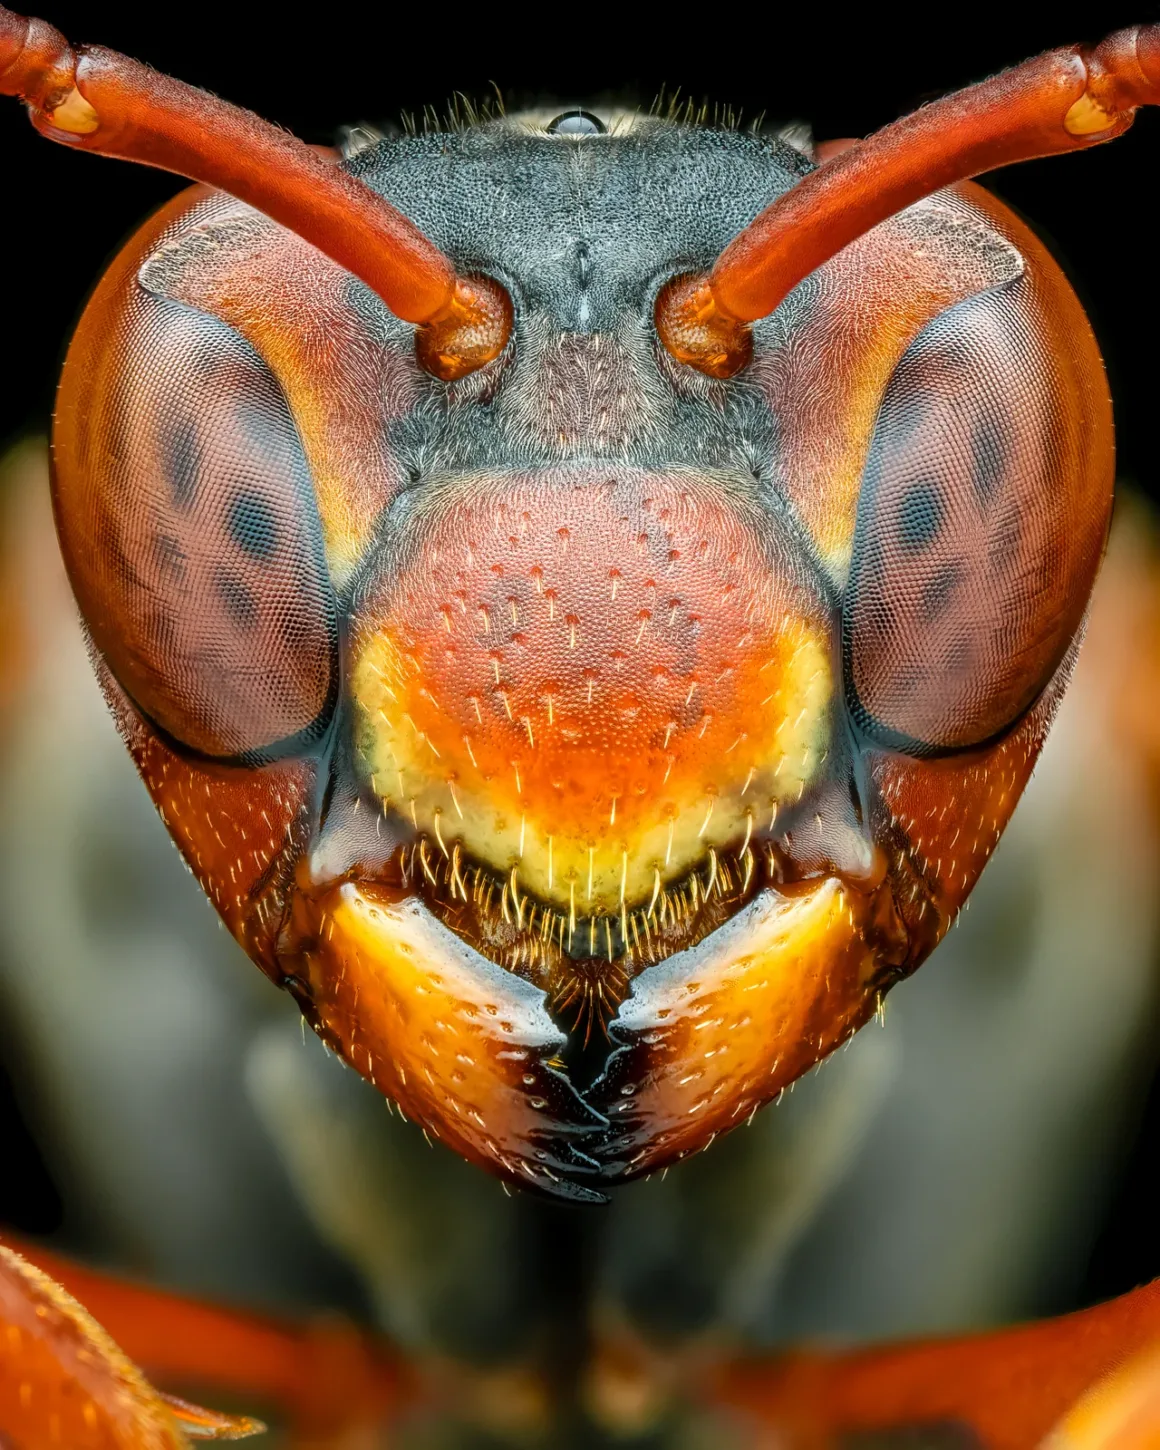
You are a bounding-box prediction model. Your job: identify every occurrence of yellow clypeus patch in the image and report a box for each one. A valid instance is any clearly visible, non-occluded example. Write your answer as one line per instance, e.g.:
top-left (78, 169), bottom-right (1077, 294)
top-left (351, 613), bottom-right (832, 916)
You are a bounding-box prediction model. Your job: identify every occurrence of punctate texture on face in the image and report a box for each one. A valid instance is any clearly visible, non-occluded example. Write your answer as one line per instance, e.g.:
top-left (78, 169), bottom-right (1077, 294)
top-left (52, 117), bottom-right (1114, 1196)
top-left (351, 470), bottom-right (832, 918)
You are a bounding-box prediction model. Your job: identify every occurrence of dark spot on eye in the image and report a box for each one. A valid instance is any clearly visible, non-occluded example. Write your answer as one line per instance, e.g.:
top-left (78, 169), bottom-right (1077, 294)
top-left (941, 628), bottom-right (976, 681)
top-left (1035, 548), bottom-right (1058, 596)
top-left (278, 606), bottom-right (319, 655)
top-left (935, 335), bottom-right (979, 380)
top-left (161, 417), bottom-right (202, 508)
top-left (547, 110), bottom-right (606, 136)
top-left (228, 492), bottom-right (279, 561)
top-left (971, 415), bottom-right (1008, 508)
top-left (881, 392), bottom-right (936, 454)
top-left (921, 560), bottom-right (964, 621)
top-left (214, 568), bottom-right (257, 631)
top-left (987, 512), bottom-right (1022, 576)
top-left (896, 479), bottom-right (943, 551)
top-left (106, 532), bottom-right (141, 595)
top-left (153, 533), bottom-right (187, 583)
top-left (890, 658), bottom-right (925, 702)
top-left (233, 396), bottom-right (308, 487)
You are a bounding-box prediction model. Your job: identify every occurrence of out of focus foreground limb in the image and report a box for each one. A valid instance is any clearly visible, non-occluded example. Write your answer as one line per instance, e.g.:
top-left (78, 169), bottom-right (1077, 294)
top-left (706, 1280), bottom-right (1160, 1449)
top-left (1, 1240), bottom-right (264, 1445)
top-left (4, 1235), bottom-right (413, 1446)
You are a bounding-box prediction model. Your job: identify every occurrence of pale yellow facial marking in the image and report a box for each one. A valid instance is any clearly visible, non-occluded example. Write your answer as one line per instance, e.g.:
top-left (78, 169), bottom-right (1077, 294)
top-left (352, 620), bottom-right (832, 915)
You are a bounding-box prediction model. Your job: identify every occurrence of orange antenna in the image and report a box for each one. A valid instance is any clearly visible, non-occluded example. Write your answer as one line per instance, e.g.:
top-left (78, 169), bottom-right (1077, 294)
top-left (0, 5), bottom-right (510, 375)
top-left (658, 25), bottom-right (1160, 376)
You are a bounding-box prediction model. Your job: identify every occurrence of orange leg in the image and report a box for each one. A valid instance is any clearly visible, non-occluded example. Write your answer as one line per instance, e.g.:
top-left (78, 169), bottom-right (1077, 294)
top-left (704, 1280), bottom-right (1160, 1450)
top-left (1041, 1338), bottom-right (1160, 1450)
top-left (1, 1242), bottom-right (263, 1445)
top-left (1, 1236), bottom-right (414, 1446)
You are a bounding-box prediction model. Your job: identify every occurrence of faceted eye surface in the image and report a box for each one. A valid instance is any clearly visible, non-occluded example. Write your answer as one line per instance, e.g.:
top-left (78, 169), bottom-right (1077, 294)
top-left (843, 281), bottom-right (1111, 754)
top-left (55, 303), bottom-right (337, 759)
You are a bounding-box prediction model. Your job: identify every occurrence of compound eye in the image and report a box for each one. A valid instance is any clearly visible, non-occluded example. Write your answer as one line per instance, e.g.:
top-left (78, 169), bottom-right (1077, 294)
top-left (843, 282), bottom-right (1110, 755)
top-left (55, 304), bottom-right (337, 760)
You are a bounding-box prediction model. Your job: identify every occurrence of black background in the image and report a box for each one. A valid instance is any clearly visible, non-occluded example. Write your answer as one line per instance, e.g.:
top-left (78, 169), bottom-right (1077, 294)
top-left (2, 3), bottom-right (1159, 1309)
top-left (2, 5), bottom-right (1158, 495)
